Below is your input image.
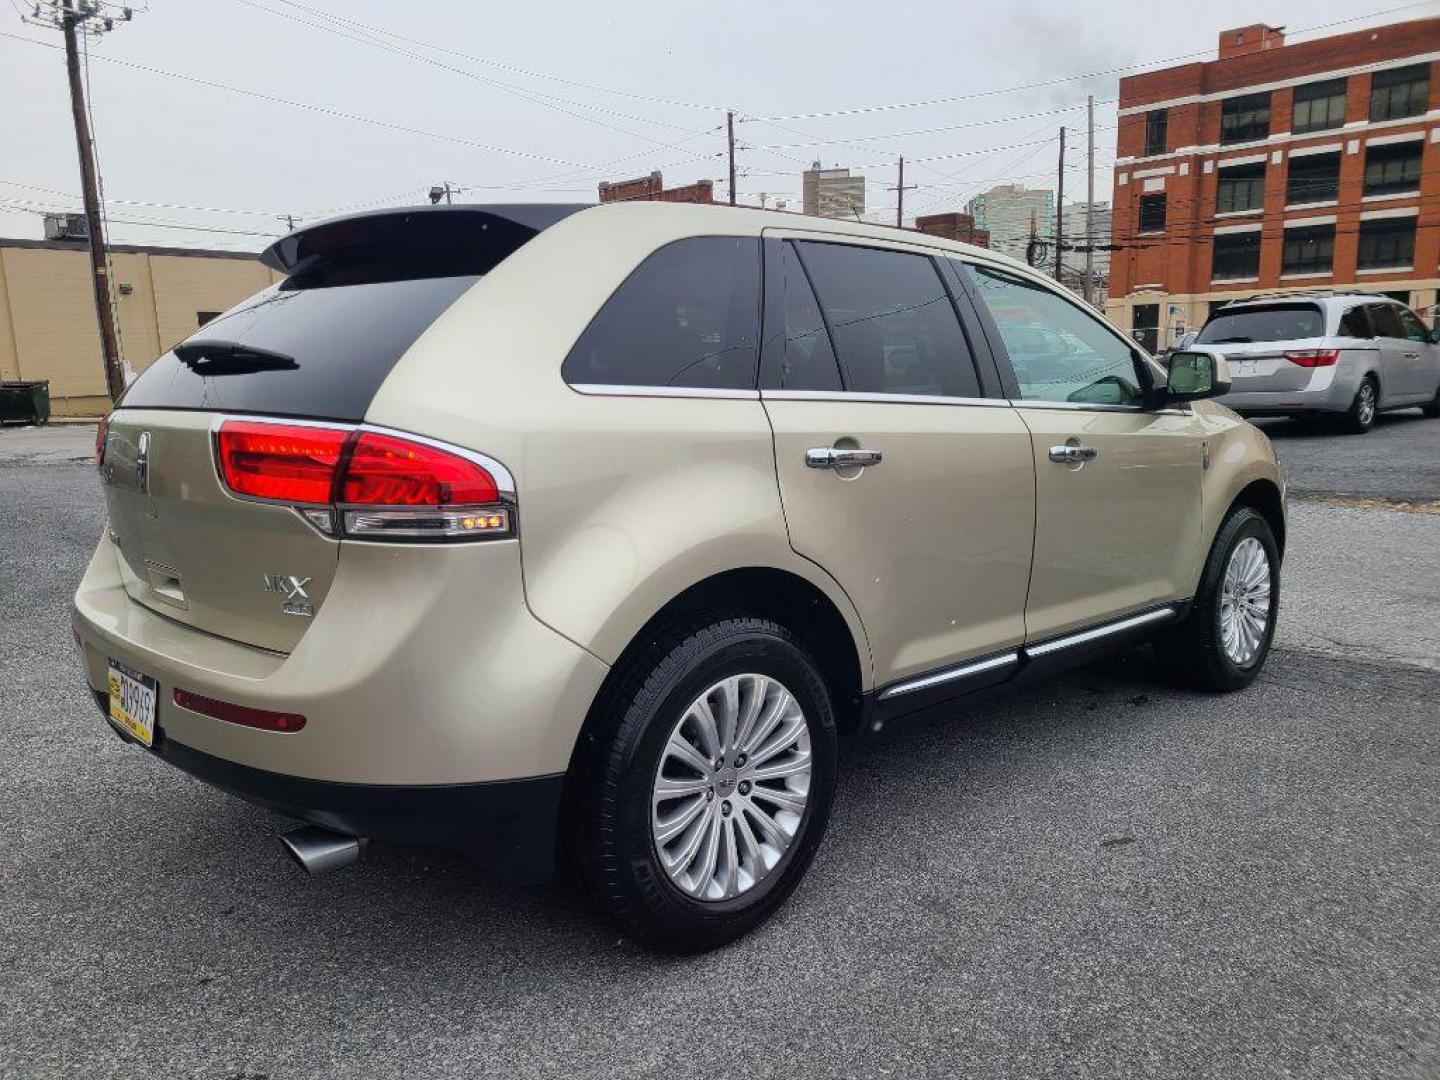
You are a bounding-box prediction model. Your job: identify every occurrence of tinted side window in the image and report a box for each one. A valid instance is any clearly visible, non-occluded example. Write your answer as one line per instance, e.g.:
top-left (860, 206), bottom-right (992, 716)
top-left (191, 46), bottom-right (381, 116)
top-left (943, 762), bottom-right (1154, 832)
top-left (796, 242), bottom-right (980, 398)
top-left (563, 237), bottom-right (761, 390)
top-left (1337, 306), bottom-right (1373, 339)
top-left (774, 242), bottom-right (842, 391)
top-left (1395, 306), bottom-right (1430, 343)
top-left (969, 266), bottom-right (1144, 406)
top-left (1368, 304), bottom-right (1405, 339)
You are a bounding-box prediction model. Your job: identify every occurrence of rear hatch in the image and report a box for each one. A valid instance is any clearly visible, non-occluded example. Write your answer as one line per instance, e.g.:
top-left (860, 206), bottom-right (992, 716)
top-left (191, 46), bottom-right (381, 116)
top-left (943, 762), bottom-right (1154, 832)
top-left (1195, 301), bottom-right (1327, 392)
top-left (100, 204), bottom-right (583, 653)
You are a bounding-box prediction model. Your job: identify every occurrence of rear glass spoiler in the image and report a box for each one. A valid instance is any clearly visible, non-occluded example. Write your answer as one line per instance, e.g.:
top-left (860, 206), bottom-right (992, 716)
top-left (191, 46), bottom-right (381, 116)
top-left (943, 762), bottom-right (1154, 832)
top-left (260, 204), bottom-right (590, 285)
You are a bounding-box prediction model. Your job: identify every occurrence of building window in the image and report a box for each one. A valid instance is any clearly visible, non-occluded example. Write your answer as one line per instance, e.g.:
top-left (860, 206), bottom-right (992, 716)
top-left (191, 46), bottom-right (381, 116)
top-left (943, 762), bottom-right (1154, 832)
top-left (196, 310), bottom-right (222, 327)
top-left (1286, 153), bottom-right (1341, 205)
top-left (1363, 141), bottom-right (1423, 197)
top-left (1370, 63), bottom-right (1430, 122)
top-left (1216, 162), bottom-right (1266, 213)
top-left (1220, 92), bottom-right (1271, 145)
top-left (1358, 217), bottom-right (1416, 269)
top-left (1282, 224), bottom-right (1335, 275)
top-left (1292, 78), bottom-right (1347, 134)
top-left (1211, 232), bottom-right (1261, 281)
top-left (1130, 303), bottom-right (1160, 355)
top-left (1144, 110), bottom-right (1168, 156)
top-left (1137, 193), bottom-right (1166, 233)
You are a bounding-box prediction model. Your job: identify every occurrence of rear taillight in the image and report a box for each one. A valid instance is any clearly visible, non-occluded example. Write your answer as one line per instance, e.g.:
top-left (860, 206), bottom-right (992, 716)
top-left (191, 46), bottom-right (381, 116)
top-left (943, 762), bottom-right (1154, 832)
top-left (95, 415), bottom-right (109, 468)
top-left (216, 421), bottom-right (348, 504)
top-left (1284, 349), bottom-right (1339, 368)
top-left (213, 419), bottom-right (512, 542)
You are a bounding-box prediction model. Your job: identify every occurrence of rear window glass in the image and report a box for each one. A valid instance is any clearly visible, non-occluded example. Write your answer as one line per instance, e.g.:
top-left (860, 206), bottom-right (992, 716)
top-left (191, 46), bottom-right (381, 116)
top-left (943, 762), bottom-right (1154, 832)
top-left (120, 275), bottom-right (479, 421)
top-left (1197, 303), bottom-right (1324, 344)
top-left (563, 237), bottom-right (761, 390)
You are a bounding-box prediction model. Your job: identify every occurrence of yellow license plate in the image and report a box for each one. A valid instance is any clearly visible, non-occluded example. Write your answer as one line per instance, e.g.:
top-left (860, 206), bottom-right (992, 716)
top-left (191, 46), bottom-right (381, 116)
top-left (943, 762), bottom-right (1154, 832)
top-left (108, 660), bottom-right (158, 747)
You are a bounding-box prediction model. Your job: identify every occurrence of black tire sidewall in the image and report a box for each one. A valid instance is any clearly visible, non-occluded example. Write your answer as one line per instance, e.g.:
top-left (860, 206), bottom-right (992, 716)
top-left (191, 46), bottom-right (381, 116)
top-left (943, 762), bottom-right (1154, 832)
top-left (1200, 510), bottom-right (1281, 689)
top-left (589, 620), bottom-right (837, 949)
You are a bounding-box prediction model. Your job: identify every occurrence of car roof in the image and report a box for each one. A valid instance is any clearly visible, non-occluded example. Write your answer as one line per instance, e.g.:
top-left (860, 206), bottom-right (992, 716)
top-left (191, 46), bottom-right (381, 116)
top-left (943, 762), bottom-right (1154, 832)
top-left (1214, 292), bottom-right (1401, 312)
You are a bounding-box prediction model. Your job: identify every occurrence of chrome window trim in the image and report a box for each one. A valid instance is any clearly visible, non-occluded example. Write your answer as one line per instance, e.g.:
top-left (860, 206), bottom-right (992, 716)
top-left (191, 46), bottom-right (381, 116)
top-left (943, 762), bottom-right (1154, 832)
top-left (762, 389), bottom-right (1010, 408)
top-left (877, 651), bottom-right (1020, 701)
top-left (1011, 400), bottom-right (1192, 416)
top-left (567, 383), bottom-right (761, 401)
top-left (1025, 606), bottom-right (1178, 658)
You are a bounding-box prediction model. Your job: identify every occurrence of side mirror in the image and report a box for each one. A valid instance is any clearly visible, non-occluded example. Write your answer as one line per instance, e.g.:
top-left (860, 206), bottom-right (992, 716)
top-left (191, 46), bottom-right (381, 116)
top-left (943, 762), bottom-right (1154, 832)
top-left (1165, 348), bottom-right (1232, 402)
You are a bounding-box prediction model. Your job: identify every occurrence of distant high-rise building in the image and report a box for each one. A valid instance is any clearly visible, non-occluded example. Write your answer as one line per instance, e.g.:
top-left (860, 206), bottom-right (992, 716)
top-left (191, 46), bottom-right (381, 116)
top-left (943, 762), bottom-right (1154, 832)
top-left (966, 184), bottom-right (1054, 262)
top-left (802, 162), bottom-right (866, 219)
top-left (1067, 199), bottom-right (1112, 276)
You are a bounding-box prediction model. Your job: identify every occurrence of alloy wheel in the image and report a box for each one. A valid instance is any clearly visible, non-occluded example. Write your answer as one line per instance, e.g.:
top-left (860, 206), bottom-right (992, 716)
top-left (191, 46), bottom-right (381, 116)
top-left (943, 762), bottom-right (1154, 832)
top-left (651, 674), bottom-right (812, 901)
top-left (1358, 382), bottom-right (1376, 426)
top-left (1219, 536), bottom-right (1271, 666)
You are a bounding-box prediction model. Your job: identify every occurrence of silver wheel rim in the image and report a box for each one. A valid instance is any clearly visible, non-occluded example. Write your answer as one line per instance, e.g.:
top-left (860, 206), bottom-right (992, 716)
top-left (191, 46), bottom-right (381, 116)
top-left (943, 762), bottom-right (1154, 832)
top-left (651, 674), bottom-right (812, 902)
top-left (1358, 383), bottom-right (1376, 425)
top-left (1219, 537), bottom-right (1271, 667)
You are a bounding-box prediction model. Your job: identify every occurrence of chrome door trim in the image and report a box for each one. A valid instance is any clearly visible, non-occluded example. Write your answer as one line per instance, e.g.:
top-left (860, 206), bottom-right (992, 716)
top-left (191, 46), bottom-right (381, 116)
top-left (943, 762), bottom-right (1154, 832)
top-left (1012, 399), bottom-right (1191, 416)
top-left (568, 384), bottom-right (761, 401)
top-left (1025, 606), bottom-right (1178, 658)
top-left (762, 389), bottom-right (1011, 407)
top-left (876, 651), bottom-right (1019, 701)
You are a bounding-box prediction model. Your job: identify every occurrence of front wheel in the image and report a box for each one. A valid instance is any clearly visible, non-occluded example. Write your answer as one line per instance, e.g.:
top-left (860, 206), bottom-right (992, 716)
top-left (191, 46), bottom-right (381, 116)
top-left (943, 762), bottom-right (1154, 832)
top-left (574, 616), bottom-right (837, 952)
top-left (1155, 506), bottom-right (1280, 692)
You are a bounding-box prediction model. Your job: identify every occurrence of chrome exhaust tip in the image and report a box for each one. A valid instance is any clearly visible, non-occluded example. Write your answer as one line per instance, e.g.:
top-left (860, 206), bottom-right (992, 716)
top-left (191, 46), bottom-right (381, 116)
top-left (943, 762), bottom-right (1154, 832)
top-left (280, 825), bottom-right (366, 875)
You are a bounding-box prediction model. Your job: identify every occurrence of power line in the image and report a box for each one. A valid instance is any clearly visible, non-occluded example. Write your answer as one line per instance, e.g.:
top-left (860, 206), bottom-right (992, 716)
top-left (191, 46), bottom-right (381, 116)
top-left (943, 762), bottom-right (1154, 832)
top-left (740, 2), bottom-right (1438, 124)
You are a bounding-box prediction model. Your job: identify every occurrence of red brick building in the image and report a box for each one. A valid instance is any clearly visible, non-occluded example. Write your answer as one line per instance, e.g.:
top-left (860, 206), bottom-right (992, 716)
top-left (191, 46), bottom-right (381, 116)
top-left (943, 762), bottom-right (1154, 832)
top-left (913, 212), bottom-right (990, 248)
top-left (1107, 18), bottom-right (1440, 351)
top-left (598, 171), bottom-right (714, 204)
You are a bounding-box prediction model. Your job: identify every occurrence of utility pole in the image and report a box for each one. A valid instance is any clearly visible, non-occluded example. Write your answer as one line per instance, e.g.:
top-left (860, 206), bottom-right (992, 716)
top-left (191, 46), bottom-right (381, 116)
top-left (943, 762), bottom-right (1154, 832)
top-left (24, 1), bottom-right (135, 404)
top-left (727, 110), bottom-right (737, 206)
top-left (1084, 94), bottom-right (1096, 307)
top-left (429, 182), bottom-right (456, 205)
top-left (1054, 126), bottom-right (1066, 284)
top-left (888, 156), bottom-right (916, 228)
top-left (277, 214), bottom-right (299, 232)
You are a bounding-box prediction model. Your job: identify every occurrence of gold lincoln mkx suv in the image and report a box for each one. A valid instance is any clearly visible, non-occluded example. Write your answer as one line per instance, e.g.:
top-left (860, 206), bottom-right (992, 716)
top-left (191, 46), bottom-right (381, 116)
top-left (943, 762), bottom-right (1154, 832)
top-left (73, 202), bottom-right (1285, 951)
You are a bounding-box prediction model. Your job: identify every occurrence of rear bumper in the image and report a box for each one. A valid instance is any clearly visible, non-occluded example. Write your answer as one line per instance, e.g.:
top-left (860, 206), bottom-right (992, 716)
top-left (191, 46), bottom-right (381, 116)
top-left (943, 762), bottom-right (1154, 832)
top-left (91, 691), bottom-right (564, 882)
top-left (1219, 360), bottom-right (1362, 415)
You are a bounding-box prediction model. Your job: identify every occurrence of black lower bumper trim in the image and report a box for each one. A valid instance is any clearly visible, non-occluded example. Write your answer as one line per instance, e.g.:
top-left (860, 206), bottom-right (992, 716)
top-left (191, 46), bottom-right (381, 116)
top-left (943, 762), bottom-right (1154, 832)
top-left (93, 691), bottom-right (564, 883)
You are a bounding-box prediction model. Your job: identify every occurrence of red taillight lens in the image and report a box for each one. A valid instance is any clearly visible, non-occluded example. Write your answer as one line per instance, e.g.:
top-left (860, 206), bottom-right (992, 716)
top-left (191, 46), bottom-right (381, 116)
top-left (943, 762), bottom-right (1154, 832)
top-left (216, 420), bottom-right (349, 504)
top-left (338, 431), bottom-right (498, 506)
top-left (1284, 349), bottom-right (1339, 368)
top-left (95, 415), bottom-right (109, 468)
top-left (173, 688), bottom-right (306, 732)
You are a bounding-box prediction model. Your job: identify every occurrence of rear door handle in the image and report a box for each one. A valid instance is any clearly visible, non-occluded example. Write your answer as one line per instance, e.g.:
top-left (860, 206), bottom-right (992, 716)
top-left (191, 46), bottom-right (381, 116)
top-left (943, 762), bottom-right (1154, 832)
top-left (1048, 444), bottom-right (1098, 464)
top-left (806, 447), bottom-right (883, 470)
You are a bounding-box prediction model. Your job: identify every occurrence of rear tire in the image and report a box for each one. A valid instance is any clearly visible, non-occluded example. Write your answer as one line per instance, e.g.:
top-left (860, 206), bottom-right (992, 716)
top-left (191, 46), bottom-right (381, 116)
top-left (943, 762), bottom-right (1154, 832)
top-left (574, 616), bottom-right (837, 953)
top-left (1339, 376), bottom-right (1378, 434)
top-left (1422, 386), bottom-right (1440, 419)
top-left (1154, 506), bottom-right (1280, 692)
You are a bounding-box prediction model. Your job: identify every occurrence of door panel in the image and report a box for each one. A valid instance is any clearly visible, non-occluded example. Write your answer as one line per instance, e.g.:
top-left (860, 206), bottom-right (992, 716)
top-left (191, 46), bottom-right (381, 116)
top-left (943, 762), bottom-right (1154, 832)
top-left (765, 398), bottom-right (1035, 682)
top-left (1015, 406), bottom-right (1205, 640)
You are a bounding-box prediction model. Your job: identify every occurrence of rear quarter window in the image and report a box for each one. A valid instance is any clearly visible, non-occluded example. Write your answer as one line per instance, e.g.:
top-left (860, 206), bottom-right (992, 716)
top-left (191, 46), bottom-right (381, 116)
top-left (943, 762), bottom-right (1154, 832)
top-left (1197, 303), bottom-right (1324, 344)
top-left (562, 237), bottom-right (762, 391)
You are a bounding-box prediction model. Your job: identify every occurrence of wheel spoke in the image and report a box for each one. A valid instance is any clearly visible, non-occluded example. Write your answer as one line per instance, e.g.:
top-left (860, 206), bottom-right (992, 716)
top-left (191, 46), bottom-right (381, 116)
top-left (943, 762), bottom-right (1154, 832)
top-left (651, 673), bottom-right (812, 902)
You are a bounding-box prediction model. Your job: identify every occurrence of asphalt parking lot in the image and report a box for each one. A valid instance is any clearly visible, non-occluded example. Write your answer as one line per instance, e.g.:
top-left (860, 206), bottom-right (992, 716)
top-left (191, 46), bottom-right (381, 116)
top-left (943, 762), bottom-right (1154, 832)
top-left (2, 423), bottom-right (1437, 1079)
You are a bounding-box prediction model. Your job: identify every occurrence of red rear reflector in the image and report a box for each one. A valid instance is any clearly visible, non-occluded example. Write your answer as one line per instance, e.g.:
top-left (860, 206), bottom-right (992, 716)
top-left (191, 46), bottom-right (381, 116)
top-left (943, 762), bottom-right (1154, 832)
top-left (338, 431), bottom-right (498, 506)
top-left (216, 421), bottom-right (348, 504)
top-left (1284, 349), bottom-right (1339, 368)
top-left (174, 688), bottom-right (306, 733)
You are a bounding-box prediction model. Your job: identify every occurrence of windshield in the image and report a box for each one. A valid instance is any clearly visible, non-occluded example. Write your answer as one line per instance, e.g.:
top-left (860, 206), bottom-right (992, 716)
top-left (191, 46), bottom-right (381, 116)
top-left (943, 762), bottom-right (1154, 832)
top-left (1197, 303), bottom-right (1324, 344)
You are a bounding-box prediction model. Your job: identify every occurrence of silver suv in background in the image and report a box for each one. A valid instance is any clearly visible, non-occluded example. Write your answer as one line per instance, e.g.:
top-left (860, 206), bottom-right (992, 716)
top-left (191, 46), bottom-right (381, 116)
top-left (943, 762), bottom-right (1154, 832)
top-left (1196, 293), bottom-right (1440, 433)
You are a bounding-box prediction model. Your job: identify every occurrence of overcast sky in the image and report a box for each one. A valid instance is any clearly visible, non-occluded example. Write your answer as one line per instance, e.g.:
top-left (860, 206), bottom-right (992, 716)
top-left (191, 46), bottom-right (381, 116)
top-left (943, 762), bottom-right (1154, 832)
top-left (2, 0), bottom-right (1434, 253)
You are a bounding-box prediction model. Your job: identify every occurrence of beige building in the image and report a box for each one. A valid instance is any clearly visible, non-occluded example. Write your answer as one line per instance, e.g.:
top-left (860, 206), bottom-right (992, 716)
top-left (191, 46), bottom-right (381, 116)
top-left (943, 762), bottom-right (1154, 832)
top-left (802, 162), bottom-right (866, 219)
top-left (0, 238), bottom-right (282, 417)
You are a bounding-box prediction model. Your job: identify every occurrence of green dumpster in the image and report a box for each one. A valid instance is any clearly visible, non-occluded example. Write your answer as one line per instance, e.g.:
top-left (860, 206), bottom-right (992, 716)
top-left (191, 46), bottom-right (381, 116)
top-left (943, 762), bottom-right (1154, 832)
top-left (0, 380), bottom-right (51, 425)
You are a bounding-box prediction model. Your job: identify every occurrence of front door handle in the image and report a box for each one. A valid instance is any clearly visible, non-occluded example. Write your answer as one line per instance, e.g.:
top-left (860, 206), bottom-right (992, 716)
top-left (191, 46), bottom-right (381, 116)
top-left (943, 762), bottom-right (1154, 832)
top-left (1048, 443), bottom-right (1098, 464)
top-left (806, 447), bottom-right (883, 470)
